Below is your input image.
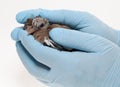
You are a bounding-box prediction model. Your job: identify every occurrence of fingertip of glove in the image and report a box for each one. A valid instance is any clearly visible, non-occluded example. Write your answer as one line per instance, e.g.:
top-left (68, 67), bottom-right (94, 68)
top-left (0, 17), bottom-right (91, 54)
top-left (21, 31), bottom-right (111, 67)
top-left (16, 9), bottom-right (45, 24)
top-left (49, 28), bottom-right (64, 37)
top-left (16, 10), bottom-right (35, 24)
top-left (11, 28), bottom-right (20, 41)
top-left (49, 28), bottom-right (71, 42)
top-left (11, 27), bottom-right (27, 41)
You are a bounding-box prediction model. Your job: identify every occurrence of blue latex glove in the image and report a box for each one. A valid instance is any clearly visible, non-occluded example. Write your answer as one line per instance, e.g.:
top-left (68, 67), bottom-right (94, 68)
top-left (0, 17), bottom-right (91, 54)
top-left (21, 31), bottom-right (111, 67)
top-left (11, 9), bottom-right (120, 87)
top-left (14, 9), bottom-right (120, 46)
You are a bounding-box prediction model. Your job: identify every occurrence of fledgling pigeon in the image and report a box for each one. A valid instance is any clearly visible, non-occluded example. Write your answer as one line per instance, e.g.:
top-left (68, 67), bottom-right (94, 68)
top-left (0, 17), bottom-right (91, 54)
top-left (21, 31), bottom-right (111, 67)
top-left (24, 16), bottom-right (72, 51)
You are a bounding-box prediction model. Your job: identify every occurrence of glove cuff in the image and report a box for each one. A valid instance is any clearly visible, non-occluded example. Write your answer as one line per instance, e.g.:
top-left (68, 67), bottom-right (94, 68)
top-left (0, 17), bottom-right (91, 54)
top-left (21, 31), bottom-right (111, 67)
top-left (101, 55), bottom-right (120, 87)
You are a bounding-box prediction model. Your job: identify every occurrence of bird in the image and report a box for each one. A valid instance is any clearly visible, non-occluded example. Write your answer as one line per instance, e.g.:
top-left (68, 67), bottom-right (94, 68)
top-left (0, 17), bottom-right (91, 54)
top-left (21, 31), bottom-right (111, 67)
top-left (24, 16), bottom-right (72, 51)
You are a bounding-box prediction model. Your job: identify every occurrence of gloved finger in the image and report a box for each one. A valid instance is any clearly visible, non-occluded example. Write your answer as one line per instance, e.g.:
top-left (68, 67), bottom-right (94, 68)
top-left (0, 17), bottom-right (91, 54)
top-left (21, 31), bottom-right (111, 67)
top-left (49, 28), bottom-right (115, 53)
top-left (16, 9), bottom-right (93, 28)
top-left (12, 27), bottom-right (63, 67)
top-left (11, 27), bottom-right (27, 41)
top-left (16, 41), bottom-right (53, 82)
top-left (16, 9), bottom-right (42, 24)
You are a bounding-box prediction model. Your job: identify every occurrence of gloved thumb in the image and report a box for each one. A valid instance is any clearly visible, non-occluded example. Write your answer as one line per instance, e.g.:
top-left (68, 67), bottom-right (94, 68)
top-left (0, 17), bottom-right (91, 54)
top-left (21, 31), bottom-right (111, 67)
top-left (49, 28), bottom-right (115, 53)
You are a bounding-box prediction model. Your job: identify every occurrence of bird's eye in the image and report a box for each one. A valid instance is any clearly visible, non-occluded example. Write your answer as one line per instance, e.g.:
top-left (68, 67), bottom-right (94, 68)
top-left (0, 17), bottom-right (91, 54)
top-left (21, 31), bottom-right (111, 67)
top-left (40, 23), bottom-right (44, 27)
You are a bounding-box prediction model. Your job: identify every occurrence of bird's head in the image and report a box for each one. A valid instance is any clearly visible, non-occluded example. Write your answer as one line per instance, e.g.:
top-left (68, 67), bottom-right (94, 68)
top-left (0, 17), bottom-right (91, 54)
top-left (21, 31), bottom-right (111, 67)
top-left (32, 17), bottom-right (49, 30)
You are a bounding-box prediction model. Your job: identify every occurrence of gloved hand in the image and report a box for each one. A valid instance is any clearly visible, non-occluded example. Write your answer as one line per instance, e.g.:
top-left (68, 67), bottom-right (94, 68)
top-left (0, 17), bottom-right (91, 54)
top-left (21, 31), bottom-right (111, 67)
top-left (14, 9), bottom-right (120, 46)
top-left (11, 9), bottom-right (120, 87)
top-left (12, 27), bottom-right (120, 87)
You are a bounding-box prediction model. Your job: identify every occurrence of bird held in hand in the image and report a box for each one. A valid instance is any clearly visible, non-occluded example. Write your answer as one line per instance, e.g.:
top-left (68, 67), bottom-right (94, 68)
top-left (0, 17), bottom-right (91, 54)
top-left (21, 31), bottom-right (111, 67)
top-left (24, 16), bottom-right (72, 51)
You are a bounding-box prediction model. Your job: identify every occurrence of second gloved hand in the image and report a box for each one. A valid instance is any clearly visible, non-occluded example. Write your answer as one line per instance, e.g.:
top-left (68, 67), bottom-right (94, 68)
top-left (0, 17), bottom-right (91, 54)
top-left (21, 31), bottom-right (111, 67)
top-left (11, 27), bottom-right (120, 87)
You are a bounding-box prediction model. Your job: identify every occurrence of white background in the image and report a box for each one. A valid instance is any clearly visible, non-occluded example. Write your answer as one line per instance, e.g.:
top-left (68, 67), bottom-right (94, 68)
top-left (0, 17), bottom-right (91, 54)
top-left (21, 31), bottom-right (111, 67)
top-left (0, 0), bottom-right (120, 87)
